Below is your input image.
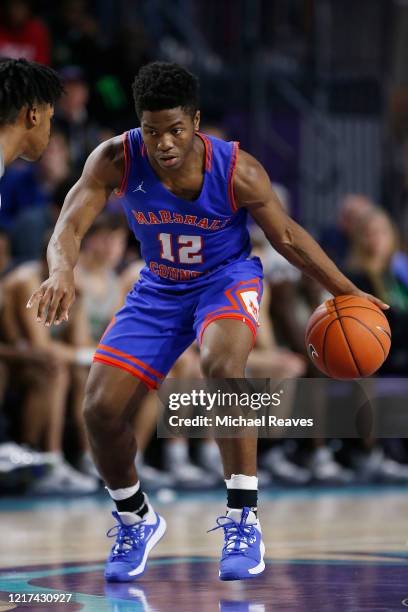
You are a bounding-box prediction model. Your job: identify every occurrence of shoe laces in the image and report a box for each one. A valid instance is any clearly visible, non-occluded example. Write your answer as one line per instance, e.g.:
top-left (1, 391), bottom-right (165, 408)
top-left (107, 516), bottom-right (146, 560)
top-left (208, 507), bottom-right (257, 555)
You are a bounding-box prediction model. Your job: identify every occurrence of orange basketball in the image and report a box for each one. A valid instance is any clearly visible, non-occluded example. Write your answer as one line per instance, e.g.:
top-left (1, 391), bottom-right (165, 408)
top-left (305, 295), bottom-right (391, 378)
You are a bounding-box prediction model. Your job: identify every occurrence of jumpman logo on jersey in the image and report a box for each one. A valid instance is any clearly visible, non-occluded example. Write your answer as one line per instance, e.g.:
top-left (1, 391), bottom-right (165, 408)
top-left (133, 181), bottom-right (147, 194)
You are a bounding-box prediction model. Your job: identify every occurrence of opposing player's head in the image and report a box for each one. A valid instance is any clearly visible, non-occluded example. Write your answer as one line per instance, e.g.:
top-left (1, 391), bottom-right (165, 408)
top-left (0, 58), bottom-right (63, 161)
top-left (132, 62), bottom-right (199, 170)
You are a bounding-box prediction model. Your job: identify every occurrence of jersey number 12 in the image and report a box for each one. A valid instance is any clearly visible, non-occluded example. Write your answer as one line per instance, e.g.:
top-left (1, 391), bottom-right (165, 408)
top-left (158, 233), bottom-right (203, 265)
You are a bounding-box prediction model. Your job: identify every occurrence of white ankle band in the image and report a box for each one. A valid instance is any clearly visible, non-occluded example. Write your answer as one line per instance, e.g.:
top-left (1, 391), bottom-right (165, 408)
top-left (225, 474), bottom-right (258, 490)
top-left (106, 481), bottom-right (140, 501)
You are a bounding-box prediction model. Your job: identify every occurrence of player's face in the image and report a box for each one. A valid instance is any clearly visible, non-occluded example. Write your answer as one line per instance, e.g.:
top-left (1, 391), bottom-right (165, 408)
top-left (141, 108), bottom-right (200, 171)
top-left (22, 104), bottom-right (54, 162)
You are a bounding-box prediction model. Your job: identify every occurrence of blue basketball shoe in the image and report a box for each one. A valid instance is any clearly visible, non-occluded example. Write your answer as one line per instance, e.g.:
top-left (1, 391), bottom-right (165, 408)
top-left (209, 507), bottom-right (265, 580)
top-left (105, 506), bottom-right (166, 582)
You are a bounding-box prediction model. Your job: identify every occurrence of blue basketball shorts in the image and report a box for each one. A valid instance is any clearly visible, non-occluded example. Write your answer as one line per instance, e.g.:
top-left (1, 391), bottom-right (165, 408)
top-left (93, 257), bottom-right (263, 389)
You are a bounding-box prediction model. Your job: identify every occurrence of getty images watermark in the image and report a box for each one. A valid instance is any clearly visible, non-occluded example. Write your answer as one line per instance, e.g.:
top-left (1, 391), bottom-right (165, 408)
top-left (156, 377), bottom-right (408, 438)
top-left (168, 388), bottom-right (283, 410)
top-left (166, 388), bottom-right (313, 429)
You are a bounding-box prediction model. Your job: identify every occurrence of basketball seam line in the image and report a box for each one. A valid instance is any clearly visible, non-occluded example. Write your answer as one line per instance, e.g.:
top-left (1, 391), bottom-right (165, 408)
top-left (336, 306), bottom-right (391, 339)
top-left (333, 298), bottom-right (362, 377)
top-left (306, 312), bottom-right (334, 339)
top-left (322, 317), bottom-right (339, 377)
top-left (333, 296), bottom-right (355, 305)
top-left (335, 305), bottom-right (384, 314)
top-left (306, 303), bottom-right (383, 339)
top-left (338, 315), bottom-right (387, 360)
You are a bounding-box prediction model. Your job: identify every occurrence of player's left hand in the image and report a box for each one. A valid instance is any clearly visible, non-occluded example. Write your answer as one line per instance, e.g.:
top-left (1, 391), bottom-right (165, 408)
top-left (347, 289), bottom-right (390, 311)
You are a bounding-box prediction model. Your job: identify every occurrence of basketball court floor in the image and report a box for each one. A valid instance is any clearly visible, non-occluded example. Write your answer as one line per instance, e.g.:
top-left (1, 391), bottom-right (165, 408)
top-left (1, 486), bottom-right (408, 611)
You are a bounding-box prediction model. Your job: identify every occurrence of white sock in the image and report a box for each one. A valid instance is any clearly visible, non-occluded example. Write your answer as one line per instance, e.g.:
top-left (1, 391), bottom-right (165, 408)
top-left (225, 474), bottom-right (258, 490)
top-left (106, 481), bottom-right (140, 501)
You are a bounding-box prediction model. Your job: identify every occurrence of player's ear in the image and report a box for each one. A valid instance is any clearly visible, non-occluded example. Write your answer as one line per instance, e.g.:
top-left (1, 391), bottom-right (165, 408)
top-left (25, 106), bottom-right (38, 128)
top-left (193, 110), bottom-right (200, 131)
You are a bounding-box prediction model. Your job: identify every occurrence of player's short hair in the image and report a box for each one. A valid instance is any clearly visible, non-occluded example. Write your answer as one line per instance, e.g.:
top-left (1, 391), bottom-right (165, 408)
top-left (132, 62), bottom-right (199, 119)
top-left (0, 57), bottom-right (63, 126)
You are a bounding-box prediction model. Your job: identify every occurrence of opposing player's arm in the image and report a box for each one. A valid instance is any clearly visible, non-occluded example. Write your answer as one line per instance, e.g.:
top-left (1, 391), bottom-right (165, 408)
top-left (27, 136), bottom-right (124, 326)
top-left (234, 150), bottom-right (389, 310)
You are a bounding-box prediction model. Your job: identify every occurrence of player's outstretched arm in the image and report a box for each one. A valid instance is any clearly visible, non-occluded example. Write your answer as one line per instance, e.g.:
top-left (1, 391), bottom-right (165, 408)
top-left (27, 136), bottom-right (124, 326)
top-left (234, 150), bottom-right (389, 310)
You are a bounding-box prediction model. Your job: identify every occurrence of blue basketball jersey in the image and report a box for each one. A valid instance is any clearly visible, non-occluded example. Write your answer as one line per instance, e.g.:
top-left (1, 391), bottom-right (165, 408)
top-left (118, 128), bottom-right (251, 282)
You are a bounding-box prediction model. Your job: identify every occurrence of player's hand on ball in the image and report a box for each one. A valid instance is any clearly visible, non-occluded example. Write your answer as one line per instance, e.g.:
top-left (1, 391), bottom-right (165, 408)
top-left (26, 270), bottom-right (76, 326)
top-left (348, 289), bottom-right (390, 311)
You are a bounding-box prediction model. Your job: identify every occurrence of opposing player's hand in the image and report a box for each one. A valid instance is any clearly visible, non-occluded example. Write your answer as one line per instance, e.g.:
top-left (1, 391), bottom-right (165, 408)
top-left (349, 289), bottom-right (389, 311)
top-left (26, 270), bottom-right (76, 326)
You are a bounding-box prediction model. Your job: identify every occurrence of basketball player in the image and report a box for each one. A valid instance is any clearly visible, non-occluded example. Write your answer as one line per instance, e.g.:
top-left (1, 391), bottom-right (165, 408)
top-left (28, 63), bottom-right (387, 582)
top-left (0, 58), bottom-right (63, 183)
top-left (0, 58), bottom-right (63, 476)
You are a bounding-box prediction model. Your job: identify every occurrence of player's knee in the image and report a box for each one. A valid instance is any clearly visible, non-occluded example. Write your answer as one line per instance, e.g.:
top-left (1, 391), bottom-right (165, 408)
top-left (83, 387), bottom-right (119, 432)
top-left (201, 352), bottom-right (244, 378)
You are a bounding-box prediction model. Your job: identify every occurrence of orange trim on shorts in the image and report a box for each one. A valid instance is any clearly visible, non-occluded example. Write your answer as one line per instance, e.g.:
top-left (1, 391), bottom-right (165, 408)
top-left (93, 355), bottom-right (158, 390)
top-left (116, 132), bottom-right (130, 197)
top-left (224, 277), bottom-right (261, 310)
top-left (201, 278), bottom-right (261, 326)
top-left (228, 141), bottom-right (239, 213)
top-left (97, 344), bottom-right (164, 380)
top-left (199, 312), bottom-right (257, 347)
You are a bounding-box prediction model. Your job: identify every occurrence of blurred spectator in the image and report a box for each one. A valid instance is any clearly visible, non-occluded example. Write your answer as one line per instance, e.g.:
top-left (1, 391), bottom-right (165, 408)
top-left (0, 239), bottom-right (60, 486)
top-left (338, 208), bottom-right (408, 482)
top-left (54, 66), bottom-right (101, 174)
top-left (0, 229), bottom-right (12, 276)
top-left (106, 23), bottom-right (152, 126)
top-left (1, 131), bottom-right (72, 261)
top-left (347, 208), bottom-right (408, 375)
top-left (51, 0), bottom-right (103, 77)
top-left (76, 213), bottom-right (128, 342)
top-left (319, 194), bottom-right (375, 268)
top-left (0, 0), bottom-right (50, 65)
top-left (1, 255), bottom-right (97, 493)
